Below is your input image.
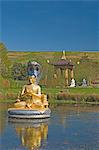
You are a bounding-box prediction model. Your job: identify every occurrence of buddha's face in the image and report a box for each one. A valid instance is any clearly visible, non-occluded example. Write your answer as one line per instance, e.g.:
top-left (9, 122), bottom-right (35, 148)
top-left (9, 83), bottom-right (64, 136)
top-left (29, 76), bottom-right (36, 84)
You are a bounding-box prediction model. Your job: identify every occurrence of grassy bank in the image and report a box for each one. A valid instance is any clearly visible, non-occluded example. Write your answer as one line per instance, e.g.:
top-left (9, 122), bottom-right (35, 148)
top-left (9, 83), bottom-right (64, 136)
top-left (42, 87), bottom-right (99, 95)
top-left (49, 99), bottom-right (99, 106)
top-left (44, 87), bottom-right (99, 105)
top-left (0, 84), bottom-right (99, 104)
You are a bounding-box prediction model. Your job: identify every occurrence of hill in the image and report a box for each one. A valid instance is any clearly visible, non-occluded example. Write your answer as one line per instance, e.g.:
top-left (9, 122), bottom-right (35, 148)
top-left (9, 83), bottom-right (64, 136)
top-left (7, 51), bottom-right (99, 87)
top-left (0, 42), bottom-right (99, 87)
top-left (0, 43), bottom-right (99, 102)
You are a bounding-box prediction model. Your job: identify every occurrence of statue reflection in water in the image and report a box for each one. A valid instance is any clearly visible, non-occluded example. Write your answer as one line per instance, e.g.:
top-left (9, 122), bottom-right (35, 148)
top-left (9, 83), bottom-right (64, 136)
top-left (14, 121), bottom-right (48, 150)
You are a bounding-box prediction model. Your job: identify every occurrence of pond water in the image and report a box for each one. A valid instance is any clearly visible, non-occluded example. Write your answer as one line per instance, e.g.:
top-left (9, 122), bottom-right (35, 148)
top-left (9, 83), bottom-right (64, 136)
top-left (0, 103), bottom-right (99, 150)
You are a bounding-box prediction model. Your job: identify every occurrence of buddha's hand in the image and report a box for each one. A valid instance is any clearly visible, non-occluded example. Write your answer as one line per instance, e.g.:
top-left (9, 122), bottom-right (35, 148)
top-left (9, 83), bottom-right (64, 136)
top-left (21, 92), bottom-right (32, 97)
top-left (31, 93), bottom-right (41, 99)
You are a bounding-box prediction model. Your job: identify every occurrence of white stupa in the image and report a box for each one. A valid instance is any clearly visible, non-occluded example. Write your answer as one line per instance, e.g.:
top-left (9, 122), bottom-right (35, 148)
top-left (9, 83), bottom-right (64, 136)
top-left (70, 78), bottom-right (76, 87)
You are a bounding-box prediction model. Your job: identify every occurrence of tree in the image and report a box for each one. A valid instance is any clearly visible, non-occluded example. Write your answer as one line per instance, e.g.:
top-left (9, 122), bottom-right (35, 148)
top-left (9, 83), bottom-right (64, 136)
top-left (0, 43), bottom-right (11, 77)
top-left (11, 63), bottom-right (27, 80)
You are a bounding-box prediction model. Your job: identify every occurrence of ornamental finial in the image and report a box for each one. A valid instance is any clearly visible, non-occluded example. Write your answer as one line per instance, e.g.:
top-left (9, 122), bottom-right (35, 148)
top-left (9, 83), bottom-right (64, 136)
top-left (61, 50), bottom-right (66, 60)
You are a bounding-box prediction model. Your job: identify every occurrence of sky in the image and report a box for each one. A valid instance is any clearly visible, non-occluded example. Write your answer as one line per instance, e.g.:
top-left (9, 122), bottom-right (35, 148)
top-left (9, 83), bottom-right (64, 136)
top-left (0, 0), bottom-right (99, 51)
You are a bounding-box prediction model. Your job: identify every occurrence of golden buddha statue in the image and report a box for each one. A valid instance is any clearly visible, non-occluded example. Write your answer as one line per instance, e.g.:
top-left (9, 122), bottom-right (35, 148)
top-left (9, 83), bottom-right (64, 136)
top-left (14, 75), bottom-right (48, 109)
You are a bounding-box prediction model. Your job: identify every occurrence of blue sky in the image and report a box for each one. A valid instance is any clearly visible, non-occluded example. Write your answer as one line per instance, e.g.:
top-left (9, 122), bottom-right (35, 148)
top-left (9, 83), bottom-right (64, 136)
top-left (1, 0), bottom-right (99, 51)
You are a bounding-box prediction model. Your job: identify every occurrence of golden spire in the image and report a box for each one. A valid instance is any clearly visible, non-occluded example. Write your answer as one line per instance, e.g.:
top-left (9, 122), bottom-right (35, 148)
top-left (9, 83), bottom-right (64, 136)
top-left (61, 50), bottom-right (66, 60)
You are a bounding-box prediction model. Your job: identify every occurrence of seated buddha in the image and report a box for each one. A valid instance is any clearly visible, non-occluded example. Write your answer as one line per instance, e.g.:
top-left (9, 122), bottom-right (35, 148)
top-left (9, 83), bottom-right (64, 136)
top-left (15, 75), bottom-right (48, 109)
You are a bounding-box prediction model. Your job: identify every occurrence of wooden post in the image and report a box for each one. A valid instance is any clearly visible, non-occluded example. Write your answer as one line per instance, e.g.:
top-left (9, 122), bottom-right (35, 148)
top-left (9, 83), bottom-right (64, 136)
top-left (53, 73), bottom-right (57, 79)
top-left (71, 69), bottom-right (74, 79)
top-left (54, 67), bottom-right (57, 79)
top-left (65, 69), bottom-right (68, 86)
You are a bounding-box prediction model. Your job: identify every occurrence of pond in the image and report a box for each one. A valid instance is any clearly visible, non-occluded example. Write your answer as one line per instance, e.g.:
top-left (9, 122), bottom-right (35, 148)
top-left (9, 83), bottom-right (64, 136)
top-left (0, 103), bottom-right (99, 150)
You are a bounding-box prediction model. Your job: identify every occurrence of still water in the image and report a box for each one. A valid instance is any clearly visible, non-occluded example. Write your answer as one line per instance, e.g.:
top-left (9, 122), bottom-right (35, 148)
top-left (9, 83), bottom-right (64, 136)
top-left (0, 103), bottom-right (99, 150)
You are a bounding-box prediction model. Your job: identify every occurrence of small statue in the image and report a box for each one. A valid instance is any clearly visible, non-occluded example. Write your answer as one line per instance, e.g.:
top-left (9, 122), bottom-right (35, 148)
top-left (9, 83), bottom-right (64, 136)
top-left (70, 78), bottom-right (76, 87)
top-left (82, 78), bottom-right (87, 87)
top-left (15, 75), bottom-right (48, 109)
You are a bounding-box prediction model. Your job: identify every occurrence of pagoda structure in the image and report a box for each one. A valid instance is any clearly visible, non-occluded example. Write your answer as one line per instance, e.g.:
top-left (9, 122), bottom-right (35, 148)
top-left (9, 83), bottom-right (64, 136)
top-left (50, 51), bottom-right (74, 86)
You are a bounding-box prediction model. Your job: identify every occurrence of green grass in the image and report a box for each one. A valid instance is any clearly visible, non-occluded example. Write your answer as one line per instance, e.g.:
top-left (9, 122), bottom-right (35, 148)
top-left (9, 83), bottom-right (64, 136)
top-left (42, 87), bottom-right (99, 95)
top-left (0, 84), bottom-right (99, 102)
top-left (49, 99), bottom-right (99, 105)
top-left (0, 44), bottom-right (99, 104)
top-left (68, 87), bottom-right (99, 94)
top-left (0, 48), bottom-right (97, 89)
top-left (0, 99), bottom-right (16, 103)
top-left (7, 51), bottom-right (99, 85)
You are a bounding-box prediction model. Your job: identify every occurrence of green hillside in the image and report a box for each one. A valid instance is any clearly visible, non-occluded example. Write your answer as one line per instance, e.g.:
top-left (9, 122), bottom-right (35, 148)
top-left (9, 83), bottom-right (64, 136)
top-left (7, 50), bottom-right (99, 87)
top-left (0, 43), bottom-right (99, 102)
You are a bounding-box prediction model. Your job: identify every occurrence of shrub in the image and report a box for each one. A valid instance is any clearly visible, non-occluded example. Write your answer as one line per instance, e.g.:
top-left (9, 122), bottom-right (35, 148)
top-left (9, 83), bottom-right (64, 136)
top-left (85, 94), bottom-right (99, 102)
top-left (0, 92), bottom-right (5, 100)
top-left (2, 79), bottom-right (10, 89)
top-left (6, 92), bottom-right (17, 100)
top-left (56, 92), bottom-right (99, 102)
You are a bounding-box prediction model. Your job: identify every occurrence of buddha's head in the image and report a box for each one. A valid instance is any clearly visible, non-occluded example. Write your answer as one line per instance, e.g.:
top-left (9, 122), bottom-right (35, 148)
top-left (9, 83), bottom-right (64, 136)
top-left (28, 75), bottom-right (36, 84)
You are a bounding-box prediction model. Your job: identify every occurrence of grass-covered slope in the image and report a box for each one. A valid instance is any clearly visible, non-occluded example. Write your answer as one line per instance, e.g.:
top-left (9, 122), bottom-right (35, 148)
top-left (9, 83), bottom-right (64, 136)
top-left (8, 51), bottom-right (99, 87)
top-left (0, 42), bottom-right (99, 102)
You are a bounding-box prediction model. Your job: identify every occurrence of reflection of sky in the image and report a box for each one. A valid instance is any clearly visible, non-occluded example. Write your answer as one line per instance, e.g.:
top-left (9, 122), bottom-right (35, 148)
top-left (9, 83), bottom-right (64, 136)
top-left (48, 108), bottom-right (99, 150)
top-left (1, 0), bottom-right (99, 51)
top-left (0, 125), bottom-right (24, 150)
top-left (0, 106), bottom-right (99, 150)
top-left (98, 3), bottom-right (99, 49)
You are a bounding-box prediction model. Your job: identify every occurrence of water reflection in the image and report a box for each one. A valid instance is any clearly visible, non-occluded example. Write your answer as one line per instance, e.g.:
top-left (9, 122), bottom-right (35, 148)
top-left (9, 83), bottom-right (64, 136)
top-left (0, 103), bottom-right (7, 134)
top-left (9, 119), bottom-right (49, 150)
top-left (0, 103), bottom-right (99, 150)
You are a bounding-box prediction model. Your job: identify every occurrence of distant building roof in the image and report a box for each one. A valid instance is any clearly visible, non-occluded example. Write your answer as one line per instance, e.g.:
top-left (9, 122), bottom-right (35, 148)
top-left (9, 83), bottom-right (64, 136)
top-left (50, 51), bottom-right (74, 69)
top-left (51, 59), bottom-right (74, 69)
top-left (52, 59), bottom-right (73, 66)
